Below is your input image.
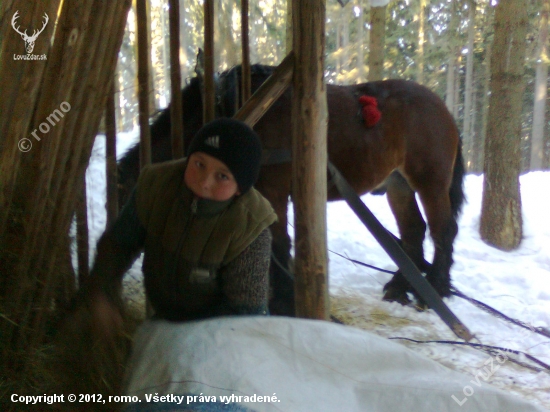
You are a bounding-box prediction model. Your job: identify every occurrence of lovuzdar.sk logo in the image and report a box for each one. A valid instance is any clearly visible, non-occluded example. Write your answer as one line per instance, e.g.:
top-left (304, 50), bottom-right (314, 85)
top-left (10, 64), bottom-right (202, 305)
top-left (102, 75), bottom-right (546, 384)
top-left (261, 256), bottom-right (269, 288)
top-left (12, 10), bottom-right (49, 61)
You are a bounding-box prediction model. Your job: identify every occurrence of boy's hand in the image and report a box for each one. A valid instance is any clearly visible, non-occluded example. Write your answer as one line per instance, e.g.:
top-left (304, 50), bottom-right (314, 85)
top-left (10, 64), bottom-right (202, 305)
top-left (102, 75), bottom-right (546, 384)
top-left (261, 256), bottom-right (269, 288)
top-left (88, 291), bottom-right (124, 342)
top-left (58, 287), bottom-right (124, 347)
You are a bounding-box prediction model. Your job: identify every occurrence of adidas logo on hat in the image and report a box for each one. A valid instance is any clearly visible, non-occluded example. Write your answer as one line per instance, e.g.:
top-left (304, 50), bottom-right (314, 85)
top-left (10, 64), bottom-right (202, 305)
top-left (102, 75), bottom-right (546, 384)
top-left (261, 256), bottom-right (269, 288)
top-left (204, 135), bottom-right (220, 149)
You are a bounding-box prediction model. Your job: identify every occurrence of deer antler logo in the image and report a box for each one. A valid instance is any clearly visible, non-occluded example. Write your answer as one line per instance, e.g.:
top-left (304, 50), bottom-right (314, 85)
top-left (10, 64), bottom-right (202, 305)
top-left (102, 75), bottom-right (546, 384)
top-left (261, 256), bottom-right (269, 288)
top-left (12, 11), bottom-right (49, 54)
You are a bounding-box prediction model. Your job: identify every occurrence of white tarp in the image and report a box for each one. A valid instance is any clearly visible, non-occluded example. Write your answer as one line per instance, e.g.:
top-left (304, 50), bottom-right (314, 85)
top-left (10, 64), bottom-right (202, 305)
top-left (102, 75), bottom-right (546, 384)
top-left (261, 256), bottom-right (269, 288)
top-left (123, 317), bottom-right (545, 412)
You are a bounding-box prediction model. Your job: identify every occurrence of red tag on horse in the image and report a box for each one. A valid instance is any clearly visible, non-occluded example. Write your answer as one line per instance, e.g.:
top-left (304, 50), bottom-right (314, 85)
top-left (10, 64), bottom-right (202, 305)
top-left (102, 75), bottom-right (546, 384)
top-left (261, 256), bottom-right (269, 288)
top-left (359, 95), bottom-right (381, 127)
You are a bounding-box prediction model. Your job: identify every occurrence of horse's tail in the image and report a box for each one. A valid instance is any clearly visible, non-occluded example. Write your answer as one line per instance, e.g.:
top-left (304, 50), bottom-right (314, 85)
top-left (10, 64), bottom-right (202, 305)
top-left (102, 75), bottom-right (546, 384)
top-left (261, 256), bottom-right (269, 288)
top-left (449, 140), bottom-right (465, 219)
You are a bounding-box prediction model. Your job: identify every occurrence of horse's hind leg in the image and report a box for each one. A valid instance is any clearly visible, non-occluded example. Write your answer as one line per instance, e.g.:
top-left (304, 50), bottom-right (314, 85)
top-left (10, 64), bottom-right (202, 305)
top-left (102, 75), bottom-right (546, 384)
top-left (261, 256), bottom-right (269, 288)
top-left (416, 188), bottom-right (458, 298)
top-left (382, 171), bottom-right (429, 304)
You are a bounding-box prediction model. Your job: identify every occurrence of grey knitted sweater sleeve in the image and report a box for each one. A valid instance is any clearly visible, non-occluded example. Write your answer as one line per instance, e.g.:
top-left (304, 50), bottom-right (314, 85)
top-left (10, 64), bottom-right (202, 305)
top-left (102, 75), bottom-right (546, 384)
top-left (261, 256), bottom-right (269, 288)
top-left (219, 228), bottom-right (272, 316)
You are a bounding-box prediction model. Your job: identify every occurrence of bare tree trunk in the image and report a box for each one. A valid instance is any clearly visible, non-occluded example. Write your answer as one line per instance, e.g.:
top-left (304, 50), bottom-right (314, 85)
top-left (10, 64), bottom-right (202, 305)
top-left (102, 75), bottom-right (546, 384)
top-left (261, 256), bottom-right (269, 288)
top-left (445, 53), bottom-right (457, 112)
top-left (471, 79), bottom-right (482, 173)
top-left (463, 0), bottom-right (476, 171)
top-left (203, 0), bottom-right (215, 123)
top-left (179, 0), bottom-right (189, 76)
top-left (480, 0), bottom-right (528, 250)
top-left (337, 11), bottom-right (343, 73)
top-left (161, 2), bottom-right (171, 103)
top-left (453, 54), bottom-right (461, 119)
top-left (530, 0), bottom-right (549, 171)
top-left (217, 0), bottom-right (238, 68)
top-left (241, 0), bottom-right (251, 102)
top-left (343, 4), bottom-right (351, 77)
top-left (356, 0), bottom-right (366, 82)
top-left (417, 0), bottom-right (427, 84)
top-left (286, 0), bottom-right (293, 54)
top-left (142, 0), bottom-right (156, 112)
top-left (479, 4), bottom-right (494, 173)
top-left (169, 0), bottom-right (184, 159)
top-left (445, 1), bottom-right (459, 112)
top-left (368, 4), bottom-right (386, 81)
top-left (137, 0), bottom-right (152, 167)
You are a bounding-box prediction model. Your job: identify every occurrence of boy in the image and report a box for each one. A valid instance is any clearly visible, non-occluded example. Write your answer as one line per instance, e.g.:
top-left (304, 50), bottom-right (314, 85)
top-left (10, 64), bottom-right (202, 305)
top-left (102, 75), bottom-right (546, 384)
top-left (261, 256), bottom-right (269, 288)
top-left (82, 118), bottom-right (277, 327)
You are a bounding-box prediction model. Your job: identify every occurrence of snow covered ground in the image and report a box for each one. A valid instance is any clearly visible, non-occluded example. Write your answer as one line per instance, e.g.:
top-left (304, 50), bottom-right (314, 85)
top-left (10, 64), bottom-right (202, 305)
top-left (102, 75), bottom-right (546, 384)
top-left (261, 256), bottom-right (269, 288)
top-left (85, 131), bottom-right (550, 410)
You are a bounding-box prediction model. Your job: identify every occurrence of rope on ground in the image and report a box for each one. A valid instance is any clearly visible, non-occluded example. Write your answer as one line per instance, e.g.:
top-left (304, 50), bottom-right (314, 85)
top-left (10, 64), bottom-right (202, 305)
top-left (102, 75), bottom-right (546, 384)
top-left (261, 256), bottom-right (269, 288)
top-left (451, 288), bottom-right (550, 339)
top-left (330, 252), bottom-right (550, 340)
top-left (388, 337), bottom-right (550, 373)
top-left (329, 249), bottom-right (396, 274)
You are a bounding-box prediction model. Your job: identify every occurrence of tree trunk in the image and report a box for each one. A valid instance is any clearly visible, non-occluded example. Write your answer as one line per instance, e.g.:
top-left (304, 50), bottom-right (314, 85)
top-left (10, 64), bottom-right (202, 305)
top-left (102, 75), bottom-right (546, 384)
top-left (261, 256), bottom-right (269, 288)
top-left (480, 0), bottom-right (528, 250)
top-left (286, 0), bottom-right (293, 54)
top-left (203, 0), bottom-right (216, 123)
top-left (341, 4), bottom-right (350, 77)
top-left (178, 0), bottom-right (189, 82)
top-left (445, 0), bottom-right (459, 113)
top-left (218, 0), bottom-right (238, 68)
top-left (368, 5), bottom-right (386, 81)
top-left (416, 0), bottom-right (427, 84)
top-left (337, 11), bottom-right (343, 73)
top-left (453, 54), bottom-right (461, 119)
top-left (530, 0), bottom-right (549, 171)
top-left (471, 79), bottom-right (482, 173)
top-left (169, 0), bottom-right (184, 159)
top-left (356, 0), bottom-right (366, 82)
top-left (463, 0), bottom-right (476, 171)
top-left (241, 0), bottom-right (251, 103)
top-left (137, 0), bottom-right (152, 167)
top-left (445, 52), bottom-right (457, 113)
top-left (479, 3), bottom-right (494, 174)
top-left (139, 0), bottom-right (155, 112)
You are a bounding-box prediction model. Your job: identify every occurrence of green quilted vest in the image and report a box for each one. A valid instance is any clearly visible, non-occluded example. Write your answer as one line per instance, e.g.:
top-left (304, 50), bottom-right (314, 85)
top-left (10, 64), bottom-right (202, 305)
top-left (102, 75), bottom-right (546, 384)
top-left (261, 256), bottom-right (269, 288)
top-left (134, 158), bottom-right (277, 318)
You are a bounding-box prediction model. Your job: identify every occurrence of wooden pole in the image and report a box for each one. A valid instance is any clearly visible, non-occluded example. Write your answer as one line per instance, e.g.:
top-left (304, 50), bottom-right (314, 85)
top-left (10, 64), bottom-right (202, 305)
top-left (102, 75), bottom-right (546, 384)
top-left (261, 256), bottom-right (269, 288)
top-left (136, 0), bottom-right (153, 317)
top-left (234, 52), bottom-right (294, 127)
top-left (136, 0), bottom-right (152, 167)
top-left (105, 75), bottom-right (118, 226)
top-left (169, 0), bottom-right (184, 159)
top-left (241, 0), bottom-right (251, 104)
top-left (203, 0), bottom-right (216, 123)
top-left (291, 0), bottom-right (329, 319)
top-left (6, 0), bottom-right (131, 358)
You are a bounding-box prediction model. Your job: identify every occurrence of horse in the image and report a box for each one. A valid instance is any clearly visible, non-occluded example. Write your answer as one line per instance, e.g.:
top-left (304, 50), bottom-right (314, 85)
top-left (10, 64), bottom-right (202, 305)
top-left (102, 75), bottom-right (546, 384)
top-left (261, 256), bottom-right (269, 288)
top-left (117, 64), bottom-right (465, 316)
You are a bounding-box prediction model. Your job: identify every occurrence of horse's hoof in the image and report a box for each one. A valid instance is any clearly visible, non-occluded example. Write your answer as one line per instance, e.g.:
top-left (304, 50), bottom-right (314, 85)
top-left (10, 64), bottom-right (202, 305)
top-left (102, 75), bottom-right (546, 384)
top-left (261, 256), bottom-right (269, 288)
top-left (413, 299), bottom-right (429, 311)
top-left (429, 281), bottom-right (452, 298)
top-left (382, 288), bottom-right (411, 305)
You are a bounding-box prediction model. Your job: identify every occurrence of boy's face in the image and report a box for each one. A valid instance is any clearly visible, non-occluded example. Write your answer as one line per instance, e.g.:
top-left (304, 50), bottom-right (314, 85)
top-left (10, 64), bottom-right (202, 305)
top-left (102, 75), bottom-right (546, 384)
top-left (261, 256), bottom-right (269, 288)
top-left (184, 152), bottom-right (241, 201)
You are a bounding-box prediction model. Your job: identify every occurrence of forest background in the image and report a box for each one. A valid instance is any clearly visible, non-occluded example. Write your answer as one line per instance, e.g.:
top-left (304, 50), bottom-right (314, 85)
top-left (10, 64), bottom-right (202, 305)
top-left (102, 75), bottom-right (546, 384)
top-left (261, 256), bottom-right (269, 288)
top-left (113, 0), bottom-right (549, 173)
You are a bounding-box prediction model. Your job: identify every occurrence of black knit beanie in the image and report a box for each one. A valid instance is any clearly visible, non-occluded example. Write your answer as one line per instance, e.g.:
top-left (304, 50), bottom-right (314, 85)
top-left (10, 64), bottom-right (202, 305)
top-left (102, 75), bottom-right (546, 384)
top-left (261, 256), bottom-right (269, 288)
top-left (187, 118), bottom-right (263, 194)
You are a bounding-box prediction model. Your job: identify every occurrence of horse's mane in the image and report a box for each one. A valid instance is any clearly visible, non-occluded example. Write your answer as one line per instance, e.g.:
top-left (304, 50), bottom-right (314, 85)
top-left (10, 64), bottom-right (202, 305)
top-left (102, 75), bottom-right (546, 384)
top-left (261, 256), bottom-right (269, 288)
top-left (117, 76), bottom-right (204, 173)
top-left (221, 63), bottom-right (275, 79)
top-left (118, 65), bottom-right (275, 172)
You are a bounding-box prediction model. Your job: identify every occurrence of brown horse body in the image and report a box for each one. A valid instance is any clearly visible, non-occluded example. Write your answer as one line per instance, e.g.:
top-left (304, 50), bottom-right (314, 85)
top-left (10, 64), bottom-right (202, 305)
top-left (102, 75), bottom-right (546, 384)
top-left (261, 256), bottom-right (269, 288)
top-left (118, 65), bottom-right (464, 315)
